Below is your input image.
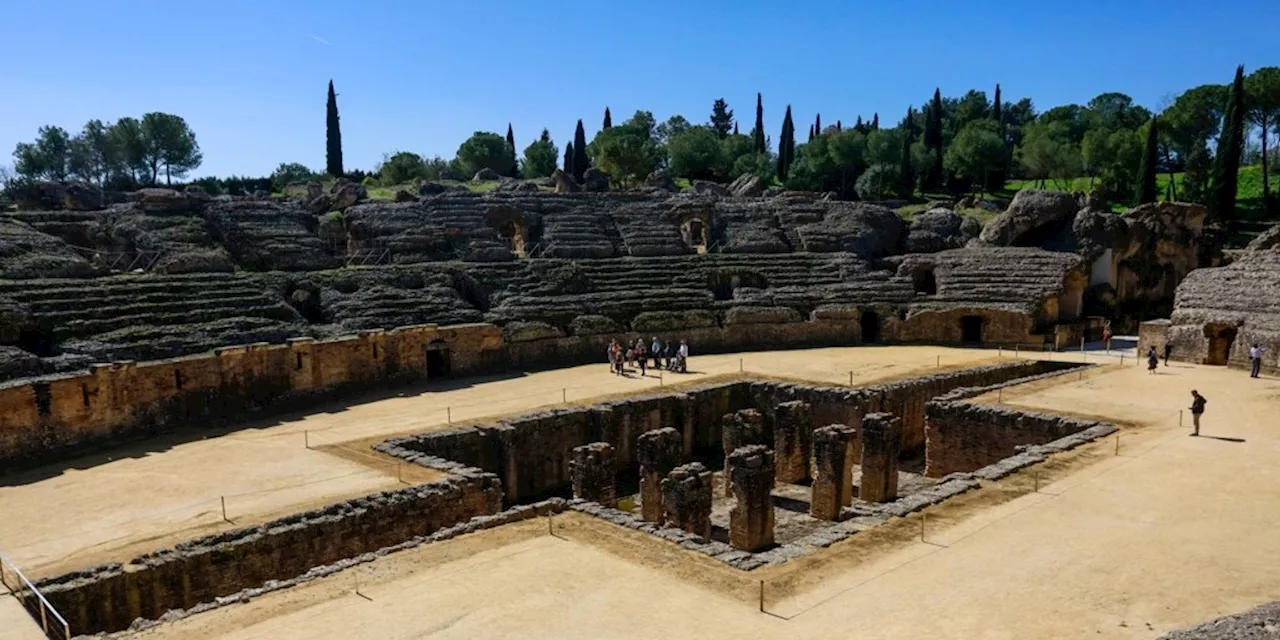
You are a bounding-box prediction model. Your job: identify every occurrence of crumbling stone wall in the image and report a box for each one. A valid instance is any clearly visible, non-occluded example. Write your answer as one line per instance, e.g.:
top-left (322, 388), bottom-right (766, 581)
top-left (637, 428), bottom-right (682, 523)
top-left (924, 401), bottom-right (1099, 477)
top-left (722, 409), bottom-right (766, 495)
top-left (728, 445), bottom-right (776, 551)
top-left (660, 462), bottom-right (713, 541)
top-left (36, 473), bottom-right (502, 636)
top-left (0, 323), bottom-right (504, 471)
top-left (570, 442), bottom-right (617, 507)
top-left (810, 424), bottom-right (855, 520)
top-left (772, 400), bottom-right (812, 484)
top-left (859, 413), bottom-right (901, 503)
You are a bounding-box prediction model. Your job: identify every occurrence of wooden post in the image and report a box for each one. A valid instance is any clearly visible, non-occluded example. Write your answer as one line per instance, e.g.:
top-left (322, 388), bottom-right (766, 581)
top-left (1015, 344), bottom-right (1020, 359)
top-left (447, 407), bottom-right (452, 424)
top-left (740, 358), bottom-right (743, 372)
top-left (562, 388), bottom-right (567, 403)
top-left (304, 430), bottom-right (310, 449)
top-left (221, 496), bottom-right (231, 523)
top-left (849, 371), bottom-right (853, 386)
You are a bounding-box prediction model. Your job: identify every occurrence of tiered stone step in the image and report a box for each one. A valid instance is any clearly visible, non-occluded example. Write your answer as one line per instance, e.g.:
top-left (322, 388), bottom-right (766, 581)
top-left (0, 217), bottom-right (95, 279)
top-left (9, 210), bottom-right (103, 248)
top-left (208, 201), bottom-right (340, 271)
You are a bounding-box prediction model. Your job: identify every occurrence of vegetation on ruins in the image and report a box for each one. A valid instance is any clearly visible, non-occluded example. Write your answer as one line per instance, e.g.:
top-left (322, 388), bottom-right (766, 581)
top-left (521, 129), bottom-right (559, 178)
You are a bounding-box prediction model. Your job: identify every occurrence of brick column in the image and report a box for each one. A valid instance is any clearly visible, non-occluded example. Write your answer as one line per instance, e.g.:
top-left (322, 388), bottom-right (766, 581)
top-left (722, 409), bottom-right (765, 497)
top-left (728, 445), bottom-right (775, 552)
top-left (636, 428), bottom-right (682, 523)
top-left (570, 442), bottom-right (617, 508)
top-left (810, 424), bottom-right (855, 521)
top-left (660, 462), bottom-right (713, 542)
top-left (859, 413), bottom-right (901, 503)
top-left (773, 400), bottom-right (812, 484)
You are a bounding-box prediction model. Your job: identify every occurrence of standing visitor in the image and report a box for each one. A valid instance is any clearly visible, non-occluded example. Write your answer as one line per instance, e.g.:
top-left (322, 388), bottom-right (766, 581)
top-left (1249, 344), bottom-right (1265, 378)
top-left (1189, 390), bottom-right (1207, 436)
top-left (678, 340), bottom-right (690, 373)
top-left (651, 337), bottom-right (663, 369)
top-left (1147, 347), bottom-right (1159, 374)
top-left (1102, 323), bottom-right (1112, 352)
top-left (607, 340), bottom-right (617, 375)
top-left (636, 340), bottom-right (648, 376)
top-left (1163, 342), bottom-right (1173, 367)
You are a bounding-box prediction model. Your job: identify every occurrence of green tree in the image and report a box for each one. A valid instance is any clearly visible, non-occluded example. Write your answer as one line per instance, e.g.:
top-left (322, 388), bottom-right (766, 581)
top-left (326, 80), bottom-right (343, 177)
top-left (108, 118), bottom-right (147, 185)
top-left (1135, 117), bottom-right (1160, 205)
top-left (139, 112), bottom-right (202, 184)
top-left (668, 126), bottom-right (726, 181)
top-left (814, 113), bottom-right (822, 137)
top-left (1246, 67), bottom-right (1280, 216)
top-left (1016, 120), bottom-right (1082, 190)
top-left (603, 107), bottom-right (612, 130)
top-left (1085, 92), bottom-right (1151, 132)
top-left (945, 120), bottom-right (1005, 196)
top-left (66, 119), bottom-right (117, 186)
top-left (855, 164), bottom-right (901, 200)
top-left (377, 152), bottom-right (426, 185)
top-left (752, 93), bottom-right (766, 154)
top-left (1038, 104), bottom-right (1089, 145)
top-left (865, 128), bottom-right (903, 167)
top-left (656, 115), bottom-right (691, 146)
top-left (709, 98), bottom-right (734, 138)
top-left (572, 120), bottom-right (589, 181)
top-left (1081, 127), bottom-right (1141, 201)
top-left (13, 125), bottom-right (71, 180)
top-left (988, 83), bottom-right (1007, 191)
top-left (456, 131), bottom-right (511, 175)
top-left (899, 107), bottom-right (916, 196)
top-left (591, 111), bottom-right (662, 187)
top-left (270, 162), bottom-right (316, 191)
top-left (1182, 140), bottom-right (1214, 204)
top-left (1212, 66), bottom-right (1247, 224)
top-left (563, 142), bottom-right (575, 177)
top-left (777, 105), bottom-right (795, 180)
top-left (521, 129), bottom-right (559, 178)
top-left (922, 89), bottom-right (945, 191)
top-left (505, 124), bottom-right (519, 178)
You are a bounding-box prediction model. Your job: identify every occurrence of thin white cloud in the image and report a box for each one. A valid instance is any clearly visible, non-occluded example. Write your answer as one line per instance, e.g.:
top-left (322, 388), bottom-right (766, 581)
top-left (308, 34), bottom-right (330, 46)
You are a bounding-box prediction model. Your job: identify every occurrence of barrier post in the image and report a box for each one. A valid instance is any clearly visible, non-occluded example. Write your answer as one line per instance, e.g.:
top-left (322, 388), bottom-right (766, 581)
top-left (849, 371), bottom-right (853, 386)
top-left (304, 430), bottom-right (310, 449)
top-left (221, 496), bottom-right (231, 523)
top-left (1015, 344), bottom-right (1020, 359)
top-left (447, 407), bottom-right (452, 424)
top-left (739, 358), bottom-right (743, 372)
top-left (562, 388), bottom-right (567, 404)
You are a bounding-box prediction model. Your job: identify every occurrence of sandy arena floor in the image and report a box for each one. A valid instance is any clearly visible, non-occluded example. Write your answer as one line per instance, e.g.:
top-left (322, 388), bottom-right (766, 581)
top-left (0, 346), bottom-right (998, 579)
top-left (118, 355), bottom-right (1280, 640)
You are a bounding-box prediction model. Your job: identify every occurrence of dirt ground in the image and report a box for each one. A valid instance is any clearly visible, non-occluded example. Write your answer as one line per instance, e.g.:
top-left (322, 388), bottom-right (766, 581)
top-left (0, 346), bottom-right (995, 580)
top-left (126, 356), bottom-right (1280, 640)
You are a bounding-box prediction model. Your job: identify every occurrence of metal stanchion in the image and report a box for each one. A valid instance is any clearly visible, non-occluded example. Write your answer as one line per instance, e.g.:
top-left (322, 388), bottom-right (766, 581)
top-left (221, 496), bottom-right (231, 523)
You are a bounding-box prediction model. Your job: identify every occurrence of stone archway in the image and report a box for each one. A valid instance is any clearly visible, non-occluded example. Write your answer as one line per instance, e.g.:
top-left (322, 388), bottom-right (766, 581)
top-left (673, 208), bottom-right (711, 253)
top-left (861, 311), bottom-right (881, 344)
top-left (426, 339), bottom-right (451, 378)
top-left (1202, 324), bottom-right (1238, 366)
top-left (486, 206), bottom-right (529, 257)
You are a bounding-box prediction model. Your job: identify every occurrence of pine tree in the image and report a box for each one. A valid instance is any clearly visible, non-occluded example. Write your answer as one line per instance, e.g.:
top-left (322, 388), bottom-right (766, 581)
top-left (872, 113), bottom-right (879, 130)
top-left (777, 105), bottom-right (795, 181)
top-left (1211, 65), bottom-right (1247, 224)
top-left (710, 98), bottom-right (734, 138)
top-left (564, 142), bottom-right (575, 177)
top-left (753, 93), bottom-right (766, 153)
top-left (325, 80), bottom-right (344, 177)
top-left (572, 119), bottom-right (588, 182)
top-left (987, 83), bottom-right (1007, 192)
top-left (603, 107), bottom-right (612, 130)
top-left (922, 88), bottom-right (945, 191)
top-left (505, 124), bottom-right (519, 178)
top-left (1135, 116), bottom-right (1160, 205)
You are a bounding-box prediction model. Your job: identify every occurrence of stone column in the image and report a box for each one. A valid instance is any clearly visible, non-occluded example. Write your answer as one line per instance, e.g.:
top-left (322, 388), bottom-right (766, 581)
top-left (722, 409), bottom-right (765, 497)
top-left (810, 424), bottom-right (855, 521)
top-left (660, 462), bottom-right (713, 542)
top-left (859, 413), bottom-right (901, 503)
top-left (570, 442), bottom-right (617, 508)
top-left (773, 400), bottom-right (812, 484)
top-left (728, 445), bottom-right (775, 552)
top-left (637, 427), bottom-right (682, 523)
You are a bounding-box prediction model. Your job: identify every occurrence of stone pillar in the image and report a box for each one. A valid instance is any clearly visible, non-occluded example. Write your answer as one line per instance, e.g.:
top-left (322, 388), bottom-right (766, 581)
top-left (810, 424), bottom-right (855, 521)
top-left (722, 409), bottom-right (765, 497)
top-left (570, 442), bottom-right (617, 508)
top-left (728, 445), bottom-right (775, 552)
top-left (773, 400), bottom-right (812, 484)
top-left (636, 427), bottom-right (682, 523)
top-left (859, 413), bottom-right (901, 503)
top-left (660, 462), bottom-right (713, 542)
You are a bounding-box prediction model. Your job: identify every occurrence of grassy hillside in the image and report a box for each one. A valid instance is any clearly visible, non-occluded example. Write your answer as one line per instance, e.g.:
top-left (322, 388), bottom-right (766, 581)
top-left (1004, 165), bottom-right (1268, 216)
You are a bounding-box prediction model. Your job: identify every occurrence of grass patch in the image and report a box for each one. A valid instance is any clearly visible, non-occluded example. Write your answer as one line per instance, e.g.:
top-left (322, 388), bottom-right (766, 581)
top-left (1004, 164), bottom-right (1268, 217)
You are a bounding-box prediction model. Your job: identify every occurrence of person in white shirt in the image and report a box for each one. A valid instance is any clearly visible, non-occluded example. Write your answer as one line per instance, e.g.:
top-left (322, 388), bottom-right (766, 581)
top-left (1249, 344), bottom-right (1265, 378)
top-left (677, 340), bottom-right (689, 373)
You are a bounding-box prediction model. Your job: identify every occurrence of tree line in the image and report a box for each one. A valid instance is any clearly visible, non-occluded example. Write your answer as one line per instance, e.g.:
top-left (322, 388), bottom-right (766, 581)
top-left (9, 113), bottom-right (202, 189)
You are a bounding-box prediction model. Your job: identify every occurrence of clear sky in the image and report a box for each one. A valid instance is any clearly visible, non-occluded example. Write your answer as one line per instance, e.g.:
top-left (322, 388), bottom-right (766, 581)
top-left (2, 0), bottom-right (1277, 179)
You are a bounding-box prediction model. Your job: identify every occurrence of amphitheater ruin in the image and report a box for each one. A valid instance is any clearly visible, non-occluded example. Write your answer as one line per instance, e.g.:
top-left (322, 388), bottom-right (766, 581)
top-left (1, 180), bottom-right (1278, 639)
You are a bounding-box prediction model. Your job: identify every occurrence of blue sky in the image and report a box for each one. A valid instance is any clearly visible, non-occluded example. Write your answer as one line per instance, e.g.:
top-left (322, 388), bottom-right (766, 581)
top-left (2, 0), bottom-right (1277, 179)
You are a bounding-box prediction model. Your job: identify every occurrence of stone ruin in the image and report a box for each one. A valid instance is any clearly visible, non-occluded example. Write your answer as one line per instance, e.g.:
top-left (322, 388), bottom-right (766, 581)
top-left (810, 424), bottom-right (855, 521)
top-left (660, 462), bottom-right (714, 542)
top-left (637, 427), bottom-right (683, 523)
top-left (728, 445), bottom-right (776, 552)
top-left (570, 442), bottom-right (617, 508)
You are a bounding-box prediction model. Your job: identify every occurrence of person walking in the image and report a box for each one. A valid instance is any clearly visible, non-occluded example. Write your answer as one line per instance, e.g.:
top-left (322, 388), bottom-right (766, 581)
top-left (1163, 342), bottom-right (1173, 367)
top-left (1147, 346), bottom-right (1159, 374)
top-left (1189, 390), bottom-right (1207, 436)
top-left (607, 340), bottom-right (617, 375)
top-left (1249, 344), bottom-right (1265, 378)
top-left (1102, 323), bottom-right (1112, 353)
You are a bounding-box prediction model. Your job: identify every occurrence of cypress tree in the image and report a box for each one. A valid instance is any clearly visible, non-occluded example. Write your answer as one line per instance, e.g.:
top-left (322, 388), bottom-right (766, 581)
top-left (814, 113), bottom-right (822, 136)
top-left (505, 124), bottom-right (519, 178)
top-left (872, 113), bottom-right (879, 130)
top-left (1135, 116), bottom-right (1160, 205)
top-left (777, 105), bottom-right (795, 181)
top-left (923, 88), bottom-right (945, 191)
top-left (572, 120), bottom-right (588, 182)
top-left (734, 122), bottom-right (740, 136)
top-left (900, 106), bottom-right (916, 197)
top-left (808, 124), bottom-right (814, 141)
top-left (988, 83), bottom-right (1007, 192)
top-left (603, 107), bottom-right (612, 130)
top-left (855, 115), bottom-right (864, 133)
top-left (325, 80), bottom-right (343, 177)
top-left (835, 120), bottom-right (842, 132)
top-left (1211, 65), bottom-right (1247, 224)
top-left (753, 93), bottom-right (766, 153)
top-left (564, 142), bottom-right (575, 177)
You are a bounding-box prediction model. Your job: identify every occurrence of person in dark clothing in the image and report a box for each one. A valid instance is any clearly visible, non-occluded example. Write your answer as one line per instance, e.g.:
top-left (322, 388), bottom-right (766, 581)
top-left (1163, 342), bottom-right (1173, 367)
top-left (1189, 390), bottom-right (1207, 436)
top-left (1147, 347), bottom-right (1159, 374)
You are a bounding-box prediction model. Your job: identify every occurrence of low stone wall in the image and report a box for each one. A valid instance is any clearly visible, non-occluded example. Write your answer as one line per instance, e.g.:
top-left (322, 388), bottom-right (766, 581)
top-left (0, 323), bottom-right (505, 471)
top-left (33, 471), bottom-right (503, 636)
top-left (923, 402), bottom-right (1106, 477)
top-left (1137, 319), bottom-right (1171, 362)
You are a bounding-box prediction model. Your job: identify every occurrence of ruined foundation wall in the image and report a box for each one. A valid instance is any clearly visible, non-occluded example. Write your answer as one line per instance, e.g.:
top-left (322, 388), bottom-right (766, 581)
top-left (0, 323), bottom-right (504, 471)
top-left (924, 401), bottom-right (1098, 477)
top-left (36, 473), bottom-right (503, 636)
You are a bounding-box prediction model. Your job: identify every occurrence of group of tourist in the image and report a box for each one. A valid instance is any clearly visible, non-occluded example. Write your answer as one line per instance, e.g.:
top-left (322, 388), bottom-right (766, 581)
top-left (607, 337), bottom-right (689, 376)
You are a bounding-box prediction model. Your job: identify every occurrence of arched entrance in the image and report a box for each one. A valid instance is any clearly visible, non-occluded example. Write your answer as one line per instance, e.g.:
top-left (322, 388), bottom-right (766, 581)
top-left (911, 265), bottom-right (937, 296)
top-left (861, 311), bottom-right (881, 344)
top-left (426, 339), bottom-right (451, 378)
top-left (1202, 324), bottom-right (1238, 366)
top-left (960, 315), bottom-right (984, 344)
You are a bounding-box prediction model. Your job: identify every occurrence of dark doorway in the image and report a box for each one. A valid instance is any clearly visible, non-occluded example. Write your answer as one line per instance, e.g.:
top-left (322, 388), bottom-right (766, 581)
top-left (911, 265), bottom-right (937, 296)
top-left (1203, 324), bottom-right (1238, 366)
top-left (17, 327), bottom-right (57, 357)
top-left (861, 311), bottom-right (881, 344)
top-left (427, 340), bottom-right (451, 378)
top-left (960, 315), bottom-right (984, 344)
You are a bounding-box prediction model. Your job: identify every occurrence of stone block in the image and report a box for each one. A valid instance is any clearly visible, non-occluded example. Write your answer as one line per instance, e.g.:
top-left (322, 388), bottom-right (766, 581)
top-left (773, 400), bottom-right (812, 484)
top-left (810, 424), bottom-right (855, 521)
top-left (722, 409), bottom-right (765, 496)
top-left (728, 445), bottom-right (775, 552)
top-left (570, 442), bottom-right (617, 508)
top-left (660, 462), bottom-right (713, 542)
top-left (636, 428), bottom-right (683, 523)
top-left (859, 413), bottom-right (900, 503)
